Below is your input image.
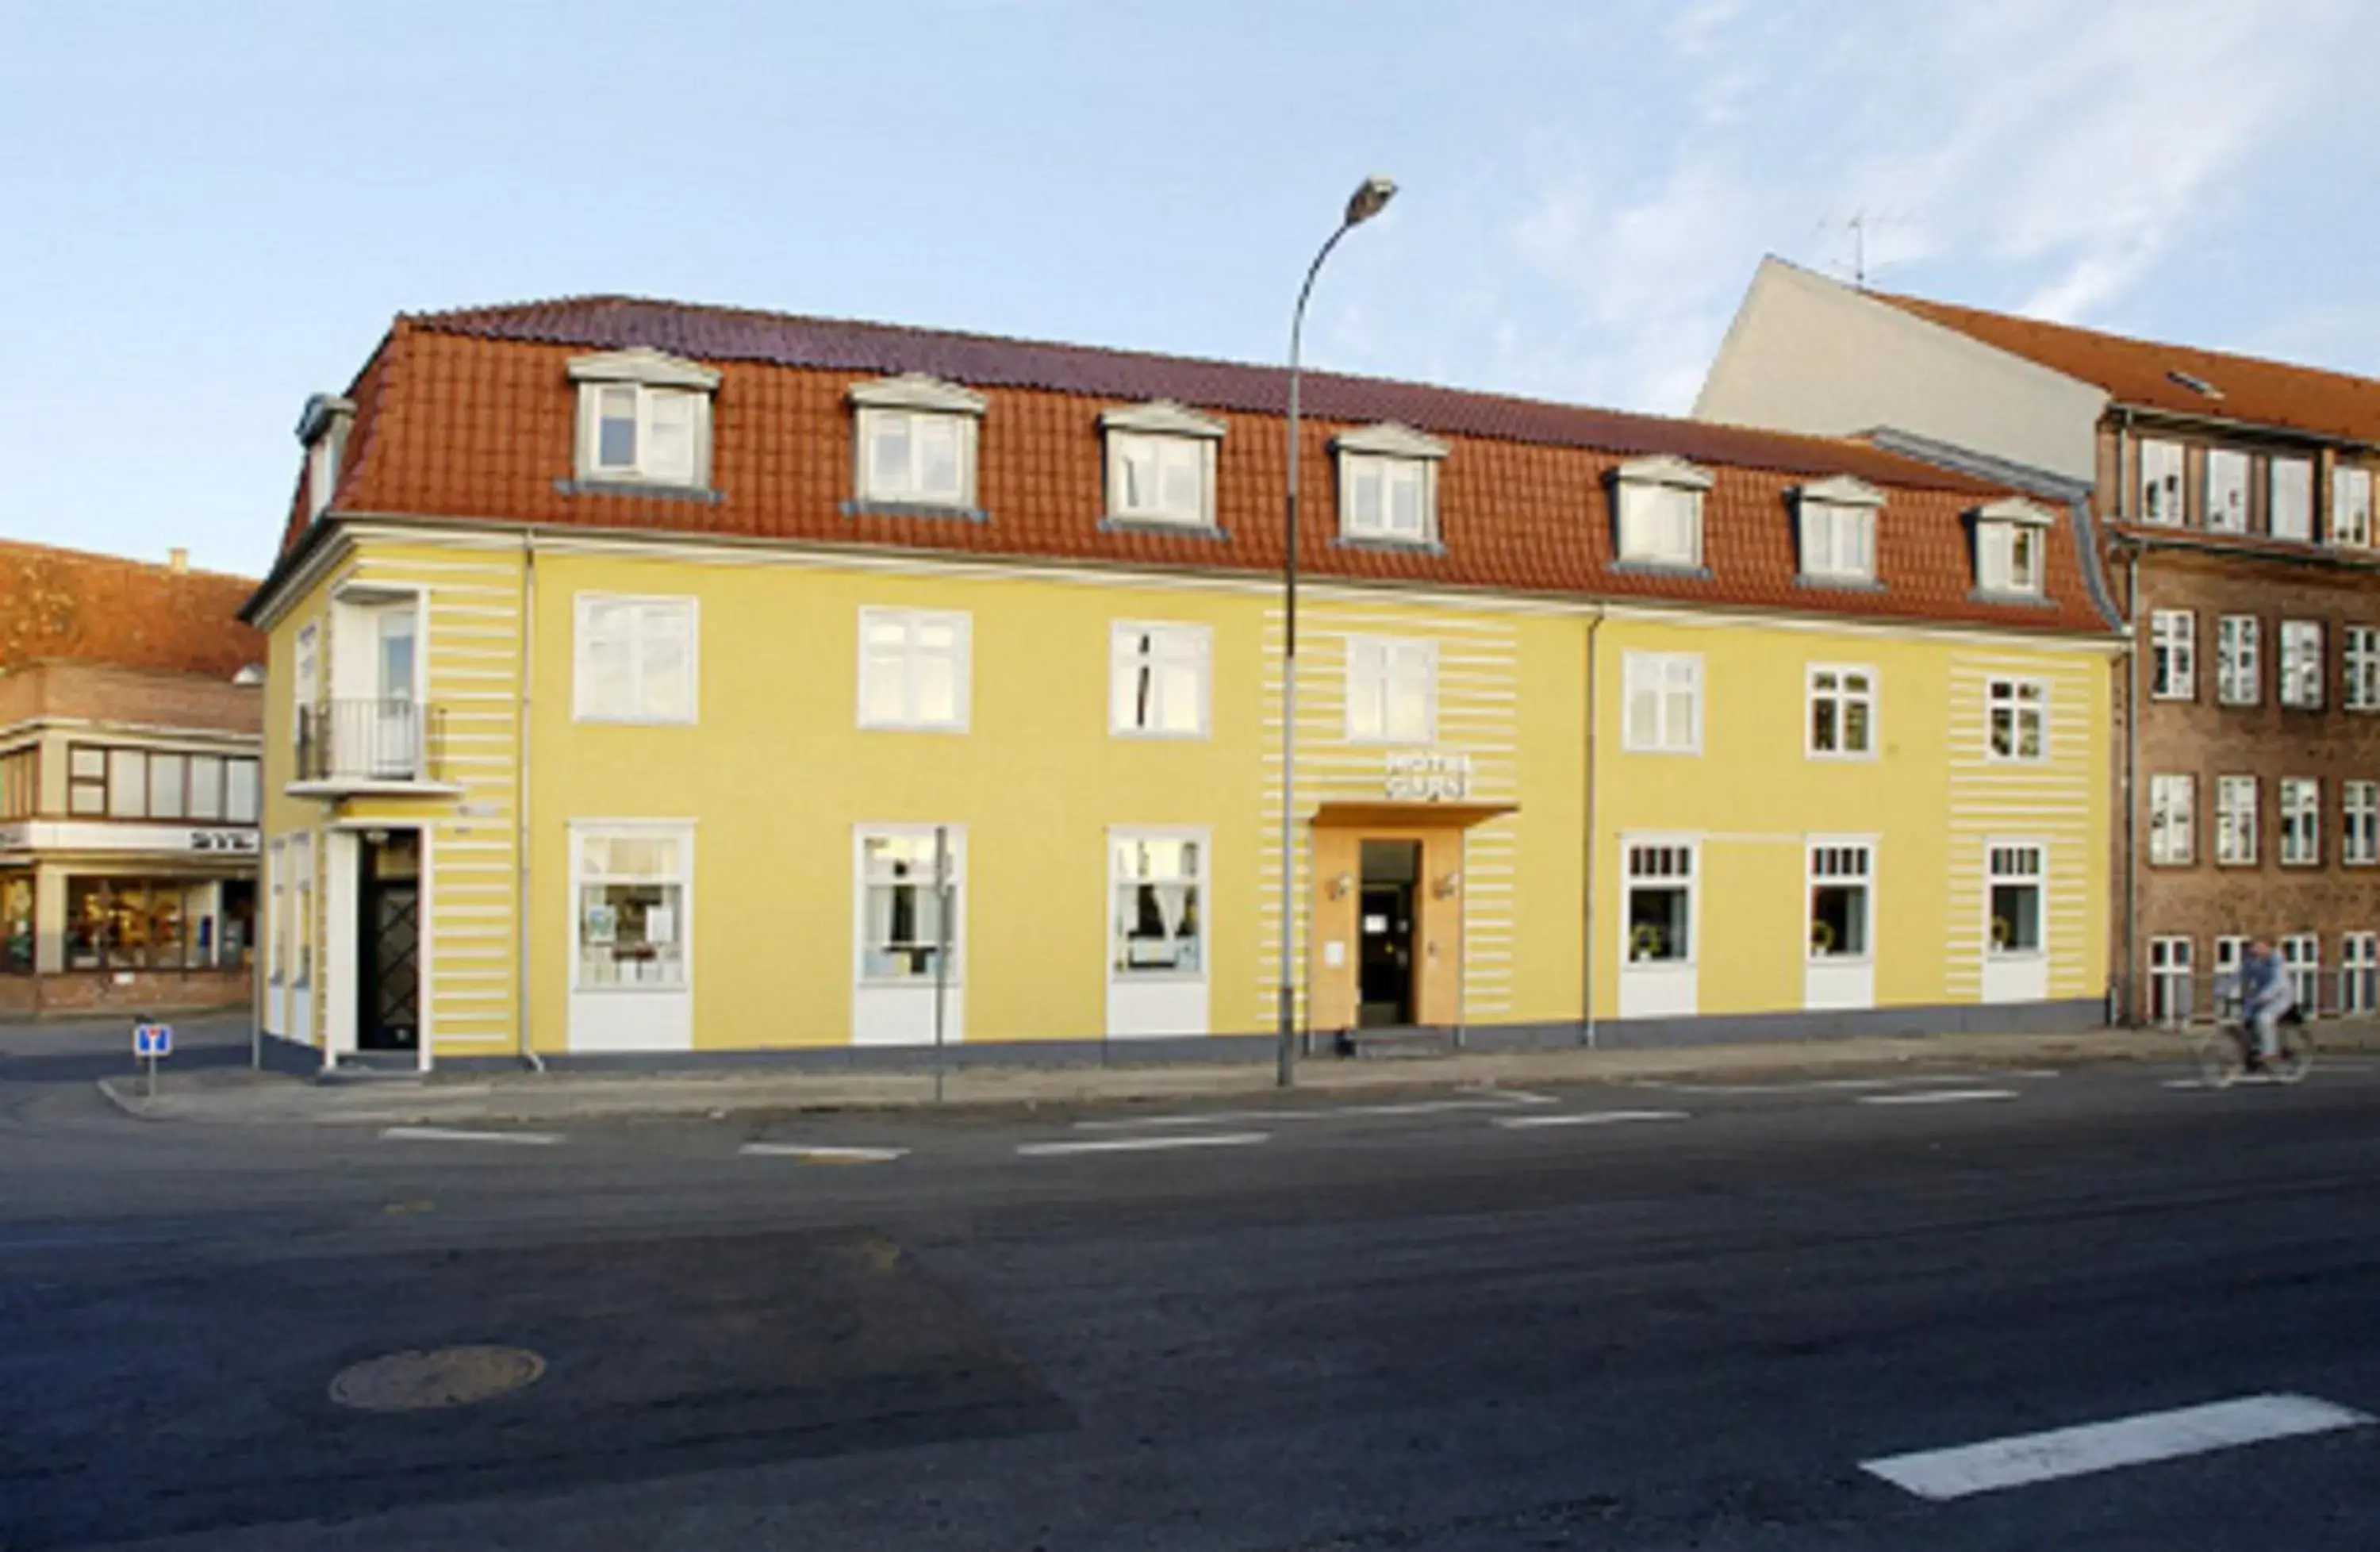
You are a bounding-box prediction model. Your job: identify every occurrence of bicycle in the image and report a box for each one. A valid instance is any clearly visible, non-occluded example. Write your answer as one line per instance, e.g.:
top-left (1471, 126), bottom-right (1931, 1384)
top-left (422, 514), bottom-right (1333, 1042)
top-left (2186, 1006), bottom-right (2315, 1089)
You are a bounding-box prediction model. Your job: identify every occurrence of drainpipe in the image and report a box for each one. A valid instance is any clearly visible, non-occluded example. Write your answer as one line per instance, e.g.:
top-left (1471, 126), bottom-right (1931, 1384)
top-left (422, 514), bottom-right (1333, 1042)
top-left (516, 531), bottom-right (543, 1073)
top-left (1581, 607), bottom-right (1605, 1047)
top-left (2116, 408), bottom-right (2139, 1027)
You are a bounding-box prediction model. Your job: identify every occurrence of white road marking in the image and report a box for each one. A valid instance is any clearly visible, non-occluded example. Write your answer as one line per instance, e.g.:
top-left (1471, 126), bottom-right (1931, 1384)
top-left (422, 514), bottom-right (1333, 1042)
top-left (1018, 1131), bottom-right (1270, 1157)
top-left (1638, 1074), bottom-right (2004, 1097)
top-left (380, 1126), bottom-right (563, 1147)
top-left (1492, 1109), bottom-right (1690, 1130)
top-left (1861, 1393), bottom-right (2374, 1501)
top-left (1458, 1084), bottom-right (1560, 1104)
top-left (1075, 1097), bottom-right (1520, 1131)
top-left (739, 1143), bottom-right (909, 1163)
top-left (1856, 1088), bottom-right (2019, 1107)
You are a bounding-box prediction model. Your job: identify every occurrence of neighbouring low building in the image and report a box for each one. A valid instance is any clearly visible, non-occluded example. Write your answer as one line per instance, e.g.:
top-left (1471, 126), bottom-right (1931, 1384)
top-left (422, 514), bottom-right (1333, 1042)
top-left (0, 540), bottom-right (266, 1016)
top-left (1698, 256), bottom-right (2380, 1023)
top-left (241, 294), bottom-right (2118, 1072)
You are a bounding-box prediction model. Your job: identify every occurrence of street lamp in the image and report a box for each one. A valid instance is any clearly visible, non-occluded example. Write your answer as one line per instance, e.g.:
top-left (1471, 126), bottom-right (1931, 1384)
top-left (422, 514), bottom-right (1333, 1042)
top-left (1278, 175), bottom-right (1397, 1089)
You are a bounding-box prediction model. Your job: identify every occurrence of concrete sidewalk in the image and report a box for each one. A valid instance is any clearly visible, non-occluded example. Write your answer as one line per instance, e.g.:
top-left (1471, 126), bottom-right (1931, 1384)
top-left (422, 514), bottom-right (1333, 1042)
top-left (95, 1023), bottom-right (2367, 1128)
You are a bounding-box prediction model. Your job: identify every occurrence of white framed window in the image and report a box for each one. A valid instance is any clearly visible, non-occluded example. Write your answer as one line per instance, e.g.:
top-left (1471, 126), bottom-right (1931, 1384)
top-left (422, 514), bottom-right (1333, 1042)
top-left (1798, 478), bottom-right (1883, 582)
top-left (226, 758), bottom-right (260, 824)
top-left (2216, 774), bottom-right (2259, 866)
top-left (2149, 609), bottom-right (2194, 700)
top-left (848, 374), bottom-right (987, 509)
top-left (1623, 651), bottom-right (1703, 755)
top-left (290, 833), bottom-right (313, 987)
top-left (858, 609), bottom-right (970, 732)
top-left (1111, 622), bottom-right (1211, 739)
top-left (2205, 448), bottom-right (2251, 532)
top-left (1987, 843), bottom-right (2044, 957)
top-left (1111, 830), bottom-right (1205, 977)
top-left (292, 621), bottom-right (319, 743)
top-left (2217, 615), bottom-right (2260, 705)
top-left (570, 349), bottom-right (719, 489)
top-left (856, 826), bottom-right (963, 983)
top-left (2137, 438), bottom-right (2185, 524)
top-left (1345, 636), bottom-right (1436, 744)
top-left (2281, 777), bottom-right (2321, 866)
top-left (1101, 403), bottom-right (1223, 528)
top-left (1615, 457), bottom-right (1714, 567)
top-left (1986, 678), bottom-right (2047, 763)
top-left (2347, 625), bottom-right (2380, 711)
top-left (2332, 466), bottom-right (2372, 547)
top-left (1625, 841), bottom-right (1696, 965)
top-left (2148, 935), bottom-right (2194, 1026)
top-left (1334, 422), bottom-right (1447, 547)
top-left (2148, 774), bottom-right (2195, 866)
top-left (2342, 932), bottom-right (2377, 1016)
top-left (2271, 456), bottom-right (2313, 541)
top-left (2280, 619), bottom-right (2324, 708)
top-left (1807, 841), bottom-right (1871, 961)
top-left (2282, 934), bottom-right (2320, 1016)
top-left (574, 594), bottom-right (697, 724)
top-left (1806, 666), bottom-right (1875, 758)
top-left (2344, 779), bottom-right (2378, 866)
top-left (573, 824), bottom-right (691, 990)
top-left (267, 838), bottom-right (286, 985)
top-left (1975, 500), bottom-right (2051, 595)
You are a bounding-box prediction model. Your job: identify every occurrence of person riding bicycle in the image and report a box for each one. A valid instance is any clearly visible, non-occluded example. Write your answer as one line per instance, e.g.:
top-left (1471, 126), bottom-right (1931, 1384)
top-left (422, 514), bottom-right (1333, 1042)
top-left (2227, 939), bottom-right (2295, 1070)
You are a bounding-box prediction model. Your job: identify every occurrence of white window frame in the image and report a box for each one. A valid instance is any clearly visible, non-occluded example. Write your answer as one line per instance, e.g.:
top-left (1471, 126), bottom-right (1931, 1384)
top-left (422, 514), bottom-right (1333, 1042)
top-left (1109, 828), bottom-right (1208, 981)
top-left (1344, 636), bottom-right (1438, 745)
top-left (2216, 774), bottom-right (2259, 866)
top-left (2205, 448), bottom-right (2251, 533)
top-left (1806, 664), bottom-right (1876, 759)
top-left (1985, 841), bottom-right (2046, 959)
top-left (2280, 619), bottom-right (2324, 709)
top-left (1101, 401), bottom-right (1225, 529)
top-left (1623, 839), bottom-right (1698, 966)
top-left (2271, 456), bottom-right (2313, 541)
top-left (1985, 678), bottom-right (2048, 763)
top-left (267, 837), bottom-right (286, 987)
top-left (857, 608), bottom-right (972, 732)
top-left (570, 820), bottom-right (694, 993)
top-left (2346, 625), bottom-right (2380, 712)
top-left (1974, 499), bottom-right (2052, 596)
top-left (1806, 839), bottom-right (1874, 963)
top-left (2282, 933), bottom-right (2320, 1016)
top-left (1111, 621), bottom-right (1212, 740)
top-left (1622, 651), bottom-right (1704, 755)
top-left (2148, 774), bottom-right (2195, 866)
top-left (566, 350), bottom-right (720, 490)
top-left (2217, 615), bottom-right (2261, 706)
top-left (2280, 777), bottom-right (2322, 866)
top-left (1333, 423), bottom-right (1447, 547)
top-left (290, 832), bottom-right (313, 989)
top-left (2149, 609), bottom-right (2194, 701)
top-left (854, 824), bottom-right (965, 986)
top-left (2332, 465), bottom-right (2372, 548)
top-left (2148, 935), bottom-right (2194, 1026)
top-left (2344, 779), bottom-right (2378, 866)
top-left (572, 594), bottom-right (699, 724)
top-left (857, 407), bottom-right (978, 508)
top-left (2137, 438), bottom-right (2185, 525)
top-left (1615, 456), bottom-right (1715, 568)
top-left (2342, 932), bottom-right (2378, 1016)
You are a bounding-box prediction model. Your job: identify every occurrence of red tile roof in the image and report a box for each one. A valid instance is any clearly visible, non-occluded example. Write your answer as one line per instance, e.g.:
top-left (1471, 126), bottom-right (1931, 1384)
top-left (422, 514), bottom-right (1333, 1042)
top-left (1878, 293), bottom-right (2380, 444)
top-left (0, 540), bottom-right (263, 679)
top-left (277, 294), bottom-right (2116, 637)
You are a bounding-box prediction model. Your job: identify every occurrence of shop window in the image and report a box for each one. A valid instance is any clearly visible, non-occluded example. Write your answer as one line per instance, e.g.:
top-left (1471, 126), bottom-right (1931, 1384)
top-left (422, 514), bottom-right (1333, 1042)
top-left (2, 874), bottom-right (31, 973)
top-left (1987, 844), bottom-right (2044, 956)
top-left (63, 878), bottom-right (208, 970)
top-left (1807, 843), bottom-right (1871, 960)
top-left (858, 828), bottom-right (962, 982)
top-left (574, 827), bottom-right (689, 989)
top-left (1625, 842), bottom-right (1695, 964)
top-left (1111, 832), bottom-right (1204, 976)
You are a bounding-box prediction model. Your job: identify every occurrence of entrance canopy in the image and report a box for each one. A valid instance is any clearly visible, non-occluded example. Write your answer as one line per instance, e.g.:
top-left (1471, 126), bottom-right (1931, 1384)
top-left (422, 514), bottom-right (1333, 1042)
top-left (1309, 801), bottom-right (1517, 830)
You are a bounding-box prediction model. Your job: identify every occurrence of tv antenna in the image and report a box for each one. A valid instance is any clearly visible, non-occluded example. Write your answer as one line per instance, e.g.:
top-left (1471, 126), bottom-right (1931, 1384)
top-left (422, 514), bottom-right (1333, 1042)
top-left (1816, 210), bottom-right (1904, 290)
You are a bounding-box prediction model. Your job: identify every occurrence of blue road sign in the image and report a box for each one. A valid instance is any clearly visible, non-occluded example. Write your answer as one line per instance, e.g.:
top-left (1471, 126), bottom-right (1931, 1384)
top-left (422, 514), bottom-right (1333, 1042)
top-left (133, 1023), bottom-right (173, 1059)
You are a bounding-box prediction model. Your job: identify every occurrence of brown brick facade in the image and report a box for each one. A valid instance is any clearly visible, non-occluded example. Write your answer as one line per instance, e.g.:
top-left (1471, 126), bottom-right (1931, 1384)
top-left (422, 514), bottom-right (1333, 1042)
top-left (0, 966), bottom-right (249, 1019)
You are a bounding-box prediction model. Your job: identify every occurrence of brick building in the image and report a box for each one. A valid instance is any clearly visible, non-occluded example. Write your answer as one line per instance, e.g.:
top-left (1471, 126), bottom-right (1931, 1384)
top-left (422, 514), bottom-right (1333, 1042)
top-left (0, 540), bottom-right (266, 1016)
top-left (1697, 257), bottom-right (2380, 1021)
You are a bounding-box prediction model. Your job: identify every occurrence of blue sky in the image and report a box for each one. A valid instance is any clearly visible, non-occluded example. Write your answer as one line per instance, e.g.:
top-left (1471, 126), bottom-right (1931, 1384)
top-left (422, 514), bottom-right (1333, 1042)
top-left (4, 0), bottom-right (2376, 576)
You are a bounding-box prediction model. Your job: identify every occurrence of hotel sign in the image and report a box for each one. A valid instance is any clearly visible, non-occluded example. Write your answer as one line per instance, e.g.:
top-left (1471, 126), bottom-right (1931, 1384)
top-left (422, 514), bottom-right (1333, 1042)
top-left (1384, 751), bottom-right (1472, 802)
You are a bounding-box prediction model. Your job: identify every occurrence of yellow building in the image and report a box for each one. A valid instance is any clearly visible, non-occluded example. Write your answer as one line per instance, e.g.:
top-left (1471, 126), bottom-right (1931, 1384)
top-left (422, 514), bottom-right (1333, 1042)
top-left (241, 299), bottom-right (2119, 1070)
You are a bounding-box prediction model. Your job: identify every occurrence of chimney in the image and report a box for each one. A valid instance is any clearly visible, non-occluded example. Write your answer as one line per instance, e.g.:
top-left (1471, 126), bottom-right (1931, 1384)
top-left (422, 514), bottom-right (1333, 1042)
top-left (167, 547), bottom-right (189, 574)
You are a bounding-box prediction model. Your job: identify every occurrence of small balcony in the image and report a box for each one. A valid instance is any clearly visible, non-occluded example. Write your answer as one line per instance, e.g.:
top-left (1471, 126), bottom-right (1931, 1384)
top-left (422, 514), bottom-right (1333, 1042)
top-left (291, 699), bottom-right (455, 796)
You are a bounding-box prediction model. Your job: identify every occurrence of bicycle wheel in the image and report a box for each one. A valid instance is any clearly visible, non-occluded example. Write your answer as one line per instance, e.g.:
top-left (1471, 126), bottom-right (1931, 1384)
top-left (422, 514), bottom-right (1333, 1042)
top-left (2269, 1024), bottom-right (2315, 1085)
top-left (2194, 1023), bottom-right (2244, 1089)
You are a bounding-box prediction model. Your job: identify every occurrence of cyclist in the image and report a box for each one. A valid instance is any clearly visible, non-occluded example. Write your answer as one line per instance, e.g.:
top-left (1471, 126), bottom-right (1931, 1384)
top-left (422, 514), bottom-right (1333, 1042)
top-left (2228, 939), bottom-right (2295, 1072)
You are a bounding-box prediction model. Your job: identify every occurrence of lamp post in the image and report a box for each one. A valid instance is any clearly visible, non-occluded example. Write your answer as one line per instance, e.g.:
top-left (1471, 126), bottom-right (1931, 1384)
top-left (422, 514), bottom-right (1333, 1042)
top-left (1278, 175), bottom-right (1397, 1089)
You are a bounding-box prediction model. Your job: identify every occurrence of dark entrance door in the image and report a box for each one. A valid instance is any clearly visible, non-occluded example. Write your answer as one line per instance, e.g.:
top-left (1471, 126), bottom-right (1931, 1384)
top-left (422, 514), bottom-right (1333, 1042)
top-left (357, 832), bottom-right (420, 1052)
top-left (1357, 839), bottom-right (1421, 1028)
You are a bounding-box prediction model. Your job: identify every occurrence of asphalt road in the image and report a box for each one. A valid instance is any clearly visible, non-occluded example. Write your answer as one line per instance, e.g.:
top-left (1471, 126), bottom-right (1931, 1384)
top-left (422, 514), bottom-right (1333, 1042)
top-left (4, 1017), bottom-right (2378, 1550)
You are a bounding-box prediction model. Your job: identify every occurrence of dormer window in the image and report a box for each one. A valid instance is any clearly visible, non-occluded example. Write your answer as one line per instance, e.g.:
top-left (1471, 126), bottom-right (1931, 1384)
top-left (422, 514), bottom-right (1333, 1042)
top-left (569, 348), bottom-right (720, 490)
top-left (1101, 401), bottom-right (1226, 530)
top-left (1972, 497), bottom-right (2054, 597)
top-left (1795, 475), bottom-right (1883, 584)
top-left (850, 374), bottom-right (988, 513)
top-left (1613, 455), bottom-right (1714, 569)
top-left (1334, 424), bottom-right (1448, 547)
top-left (294, 393), bottom-right (355, 521)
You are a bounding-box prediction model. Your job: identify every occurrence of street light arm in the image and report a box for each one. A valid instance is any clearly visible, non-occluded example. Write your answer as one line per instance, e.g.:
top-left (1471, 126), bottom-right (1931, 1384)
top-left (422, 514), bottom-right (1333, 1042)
top-left (1288, 219), bottom-right (1353, 386)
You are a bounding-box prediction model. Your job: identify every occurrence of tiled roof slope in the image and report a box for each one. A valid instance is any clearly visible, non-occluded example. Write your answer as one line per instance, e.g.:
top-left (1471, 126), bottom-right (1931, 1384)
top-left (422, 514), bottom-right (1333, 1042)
top-left (1879, 293), bottom-right (2380, 445)
top-left (284, 294), bottom-right (2113, 637)
top-left (0, 539), bottom-right (262, 678)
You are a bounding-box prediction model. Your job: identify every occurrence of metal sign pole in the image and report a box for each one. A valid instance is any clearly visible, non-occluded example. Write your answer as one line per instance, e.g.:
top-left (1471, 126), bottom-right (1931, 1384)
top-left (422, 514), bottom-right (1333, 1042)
top-left (931, 825), bottom-right (950, 1106)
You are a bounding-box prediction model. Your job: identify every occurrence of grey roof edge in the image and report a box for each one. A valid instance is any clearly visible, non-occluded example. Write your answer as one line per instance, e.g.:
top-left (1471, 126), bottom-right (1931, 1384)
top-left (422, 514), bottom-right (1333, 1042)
top-left (1864, 427), bottom-right (2126, 632)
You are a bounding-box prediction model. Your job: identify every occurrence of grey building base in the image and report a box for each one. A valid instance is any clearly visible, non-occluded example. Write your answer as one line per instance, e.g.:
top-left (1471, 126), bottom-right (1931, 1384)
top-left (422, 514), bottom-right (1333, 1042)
top-left (255, 1029), bottom-right (324, 1077)
top-left (428, 1000), bottom-right (2107, 1077)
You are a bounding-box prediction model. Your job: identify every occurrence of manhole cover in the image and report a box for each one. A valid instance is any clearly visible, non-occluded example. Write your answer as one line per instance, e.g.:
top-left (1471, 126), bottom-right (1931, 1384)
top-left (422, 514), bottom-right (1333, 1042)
top-left (329, 1345), bottom-right (545, 1412)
